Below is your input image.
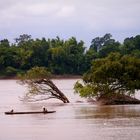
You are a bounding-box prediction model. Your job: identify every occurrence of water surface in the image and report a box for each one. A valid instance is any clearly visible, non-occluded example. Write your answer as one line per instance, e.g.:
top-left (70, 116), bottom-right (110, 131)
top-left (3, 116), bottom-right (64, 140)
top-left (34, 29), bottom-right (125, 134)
top-left (0, 80), bottom-right (140, 140)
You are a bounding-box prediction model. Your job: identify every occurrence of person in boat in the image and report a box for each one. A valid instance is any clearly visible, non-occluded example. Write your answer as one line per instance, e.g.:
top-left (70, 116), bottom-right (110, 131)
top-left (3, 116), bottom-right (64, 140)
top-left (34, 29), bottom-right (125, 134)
top-left (10, 109), bottom-right (14, 113)
top-left (43, 107), bottom-right (48, 112)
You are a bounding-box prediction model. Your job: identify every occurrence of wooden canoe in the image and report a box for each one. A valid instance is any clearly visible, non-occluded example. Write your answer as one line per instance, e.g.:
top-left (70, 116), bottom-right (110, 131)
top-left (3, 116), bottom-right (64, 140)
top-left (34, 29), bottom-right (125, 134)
top-left (5, 110), bottom-right (56, 115)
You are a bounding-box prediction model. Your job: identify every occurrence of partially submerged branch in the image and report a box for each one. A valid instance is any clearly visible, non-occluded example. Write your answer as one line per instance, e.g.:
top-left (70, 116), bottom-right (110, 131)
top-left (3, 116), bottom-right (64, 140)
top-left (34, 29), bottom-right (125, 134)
top-left (18, 67), bottom-right (69, 103)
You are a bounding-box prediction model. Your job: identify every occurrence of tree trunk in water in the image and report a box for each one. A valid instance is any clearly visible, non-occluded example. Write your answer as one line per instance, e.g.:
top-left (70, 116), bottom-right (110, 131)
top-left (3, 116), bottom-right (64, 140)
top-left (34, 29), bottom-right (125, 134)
top-left (35, 79), bottom-right (70, 103)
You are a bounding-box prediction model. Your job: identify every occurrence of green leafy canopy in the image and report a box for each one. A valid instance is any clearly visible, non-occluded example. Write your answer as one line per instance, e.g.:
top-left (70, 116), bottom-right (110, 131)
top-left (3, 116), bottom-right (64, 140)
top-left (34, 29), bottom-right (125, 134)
top-left (74, 53), bottom-right (140, 99)
top-left (18, 66), bottom-right (51, 80)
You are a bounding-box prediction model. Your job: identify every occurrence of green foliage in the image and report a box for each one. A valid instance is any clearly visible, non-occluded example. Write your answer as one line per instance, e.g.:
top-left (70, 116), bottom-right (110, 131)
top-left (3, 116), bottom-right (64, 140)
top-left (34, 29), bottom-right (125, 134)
top-left (47, 37), bottom-right (85, 74)
top-left (18, 66), bottom-right (51, 98)
top-left (74, 53), bottom-right (140, 98)
top-left (74, 81), bottom-right (97, 97)
top-left (98, 42), bottom-right (120, 58)
top-left (0, 33), bottom-right (140, 77)
top-left (18, 66), bottom-right (69, 103)
top-left (122, 35), bottom-right (140, 55)
top-left (0, 39), bottom-right (10, 48)
top-left (0, 47), bottom-right (21, 70)
top-left (5, 66), bottom-right (19, 76)
top-left (90, 33), bottom-right (116, 52)
top-left (19, 66), bottom-right (51, 80)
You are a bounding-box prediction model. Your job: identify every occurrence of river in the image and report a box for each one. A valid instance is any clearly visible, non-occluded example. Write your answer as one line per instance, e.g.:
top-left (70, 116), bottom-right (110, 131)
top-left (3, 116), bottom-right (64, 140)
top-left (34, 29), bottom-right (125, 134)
top-left (0, 79), bottom-right (140, 140)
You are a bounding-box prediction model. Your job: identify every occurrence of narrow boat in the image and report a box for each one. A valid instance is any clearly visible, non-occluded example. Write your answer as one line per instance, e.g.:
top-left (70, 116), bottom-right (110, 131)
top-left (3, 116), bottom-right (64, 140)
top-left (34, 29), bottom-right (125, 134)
top-left (5, 110), bottom-right (56, 115)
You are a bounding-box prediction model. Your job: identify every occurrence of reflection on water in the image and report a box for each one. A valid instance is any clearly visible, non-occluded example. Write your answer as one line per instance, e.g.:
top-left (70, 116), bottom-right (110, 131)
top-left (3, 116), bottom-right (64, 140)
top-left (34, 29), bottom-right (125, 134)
top-left (76, 105), bottom-right (140, 119)
top-left (0, 80), bottom-right (140, 140)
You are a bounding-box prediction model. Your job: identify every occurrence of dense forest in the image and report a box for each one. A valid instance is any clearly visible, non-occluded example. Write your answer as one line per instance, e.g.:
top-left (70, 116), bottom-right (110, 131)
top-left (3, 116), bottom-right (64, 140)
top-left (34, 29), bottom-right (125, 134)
top-left (0, 33), bottom-right (140, 77)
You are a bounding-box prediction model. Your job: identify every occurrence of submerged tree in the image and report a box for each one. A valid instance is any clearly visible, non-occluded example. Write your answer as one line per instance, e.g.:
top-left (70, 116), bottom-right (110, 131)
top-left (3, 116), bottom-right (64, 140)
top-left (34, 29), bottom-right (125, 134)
top-left (19, 67), bottom-right (69, 103)
top-left (74, 53), bottom-right (140, 104)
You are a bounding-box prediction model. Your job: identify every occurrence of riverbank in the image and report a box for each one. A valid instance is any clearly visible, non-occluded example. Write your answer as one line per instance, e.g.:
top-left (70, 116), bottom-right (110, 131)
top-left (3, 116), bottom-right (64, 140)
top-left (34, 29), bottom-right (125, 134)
top-left (0, 75), bottom-right (82, 80)
top-left (51, 75), bottom-right (82, 79)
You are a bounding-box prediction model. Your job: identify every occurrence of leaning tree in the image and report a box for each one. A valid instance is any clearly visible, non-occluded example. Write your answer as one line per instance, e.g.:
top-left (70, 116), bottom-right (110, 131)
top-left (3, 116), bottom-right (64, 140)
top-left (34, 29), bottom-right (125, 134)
top-left (19, 67), bottom-right (69, 103)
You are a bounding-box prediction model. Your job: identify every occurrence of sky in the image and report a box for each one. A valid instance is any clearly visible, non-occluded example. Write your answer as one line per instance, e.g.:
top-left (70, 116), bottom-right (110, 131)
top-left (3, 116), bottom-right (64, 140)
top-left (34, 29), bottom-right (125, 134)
top-left (0, 0), bottom-right (140, 46)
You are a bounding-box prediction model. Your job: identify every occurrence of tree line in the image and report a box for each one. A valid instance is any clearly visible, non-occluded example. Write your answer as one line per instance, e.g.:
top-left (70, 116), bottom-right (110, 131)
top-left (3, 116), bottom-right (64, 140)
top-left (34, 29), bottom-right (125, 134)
top-left (0, 33), bottom-right (140, 77)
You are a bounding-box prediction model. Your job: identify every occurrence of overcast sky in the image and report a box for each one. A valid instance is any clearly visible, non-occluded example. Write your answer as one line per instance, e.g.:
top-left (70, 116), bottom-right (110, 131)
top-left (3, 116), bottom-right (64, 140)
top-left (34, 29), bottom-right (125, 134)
top-left (0, 0), bottom-right (140, 46)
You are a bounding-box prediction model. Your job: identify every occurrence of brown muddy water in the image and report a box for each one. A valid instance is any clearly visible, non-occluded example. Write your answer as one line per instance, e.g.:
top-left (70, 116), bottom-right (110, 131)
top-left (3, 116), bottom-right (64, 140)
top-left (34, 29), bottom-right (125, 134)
top-left (0, 79), bottom-right (140, 140)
